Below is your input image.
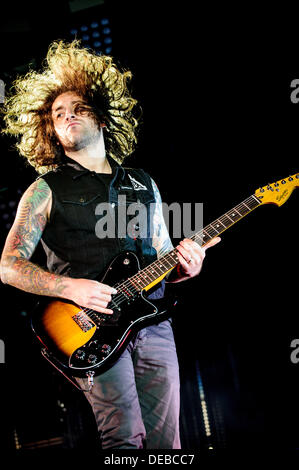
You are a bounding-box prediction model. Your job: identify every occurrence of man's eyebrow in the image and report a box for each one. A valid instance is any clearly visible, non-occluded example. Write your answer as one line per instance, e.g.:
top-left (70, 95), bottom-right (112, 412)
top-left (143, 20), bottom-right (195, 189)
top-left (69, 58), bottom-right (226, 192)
top-left (52, 100), bottom-right (85, 113)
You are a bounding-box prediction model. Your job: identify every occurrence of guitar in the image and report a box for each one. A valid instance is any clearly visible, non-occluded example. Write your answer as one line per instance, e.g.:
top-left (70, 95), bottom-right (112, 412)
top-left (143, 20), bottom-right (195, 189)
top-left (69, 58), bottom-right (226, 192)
top-left (31, 173), bottom-right (299, 382)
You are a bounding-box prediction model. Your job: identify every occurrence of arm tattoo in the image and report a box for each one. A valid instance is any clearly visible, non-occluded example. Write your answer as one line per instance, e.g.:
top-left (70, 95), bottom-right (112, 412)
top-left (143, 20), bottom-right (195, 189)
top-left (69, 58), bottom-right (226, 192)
top-left (1, 179), bottom-right (69, 297)
top-left (5, 179), bottom-right (49, 258)
top-left (151, 178), bottom-right (174, 258)
top-left (4, 257), bottom-right (68, 297)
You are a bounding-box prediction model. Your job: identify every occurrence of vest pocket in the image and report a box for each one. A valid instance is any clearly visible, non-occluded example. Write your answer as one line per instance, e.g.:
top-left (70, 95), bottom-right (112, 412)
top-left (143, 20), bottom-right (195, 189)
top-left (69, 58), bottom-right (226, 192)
top-left (60, 193), bottom-right (104, 232)
top-left (61, 193), bottom-right (101, 206)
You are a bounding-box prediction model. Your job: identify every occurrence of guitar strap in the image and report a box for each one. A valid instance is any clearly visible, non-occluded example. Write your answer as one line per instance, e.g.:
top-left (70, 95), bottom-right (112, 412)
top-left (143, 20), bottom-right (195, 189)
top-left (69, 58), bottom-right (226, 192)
top-left (122, 168), bottom-right (154, 266)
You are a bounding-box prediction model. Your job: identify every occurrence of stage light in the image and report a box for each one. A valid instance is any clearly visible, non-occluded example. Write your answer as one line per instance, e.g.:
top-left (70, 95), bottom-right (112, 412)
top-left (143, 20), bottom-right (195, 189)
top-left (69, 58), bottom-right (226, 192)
top-left (68, 13), bottom-right (112, 56)
top-left (196, 361), bottom-right (213, 440)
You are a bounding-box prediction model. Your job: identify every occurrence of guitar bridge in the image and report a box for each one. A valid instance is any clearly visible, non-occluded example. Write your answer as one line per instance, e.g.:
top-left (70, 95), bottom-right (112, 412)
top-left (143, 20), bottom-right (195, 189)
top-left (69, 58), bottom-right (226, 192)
top-left (72, 312), bottom-right (94, 332)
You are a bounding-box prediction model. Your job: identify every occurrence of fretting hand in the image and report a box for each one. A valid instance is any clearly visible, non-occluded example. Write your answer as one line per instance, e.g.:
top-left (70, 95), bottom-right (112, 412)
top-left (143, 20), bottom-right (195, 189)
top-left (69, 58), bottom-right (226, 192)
top-left (176, 237), bottom-right (221, 278)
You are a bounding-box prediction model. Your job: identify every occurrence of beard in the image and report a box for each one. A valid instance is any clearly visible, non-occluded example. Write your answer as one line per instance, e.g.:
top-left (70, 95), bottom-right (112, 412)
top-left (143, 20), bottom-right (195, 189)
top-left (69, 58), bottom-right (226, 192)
top-left (58, 123), bottom-right (101, 152)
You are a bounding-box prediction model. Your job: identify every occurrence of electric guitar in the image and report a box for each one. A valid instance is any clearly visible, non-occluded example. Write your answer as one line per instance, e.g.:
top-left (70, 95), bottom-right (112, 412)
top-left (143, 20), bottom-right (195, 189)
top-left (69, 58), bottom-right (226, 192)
top-left (31, 173), bottom-right (299, 382)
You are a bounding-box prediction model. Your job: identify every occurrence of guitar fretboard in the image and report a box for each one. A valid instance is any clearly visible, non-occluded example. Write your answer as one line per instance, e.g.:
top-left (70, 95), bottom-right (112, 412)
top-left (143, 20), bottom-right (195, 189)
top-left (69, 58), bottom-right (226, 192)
top-left (119, 194), bottom-right (262, 294)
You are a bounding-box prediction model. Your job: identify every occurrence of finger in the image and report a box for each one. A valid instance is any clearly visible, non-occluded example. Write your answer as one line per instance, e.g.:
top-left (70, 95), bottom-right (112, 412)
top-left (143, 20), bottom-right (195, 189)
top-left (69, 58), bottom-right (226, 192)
top-left (178, 243), bottom-right (204, 264)
top-left (180, 239), bottom-right (205, 258)
top-left (203, 237), bottom-right (221, 251)
top-left (90, 297), bottom-right (112, 307)
top-left (95, 307), bottom-right (114, 315)
top-left (177, 244), bottom-right (193, 263)
top-left (176, 251), bottom-right (190, 270)
top-left (96, 282), bottom-right (118, 294)
top-left (88, 302), bottom-right (114, 315)
top-left (95, 293), bottom-right (112, 303)
top-left (179, 238), bottom-right (196, 250)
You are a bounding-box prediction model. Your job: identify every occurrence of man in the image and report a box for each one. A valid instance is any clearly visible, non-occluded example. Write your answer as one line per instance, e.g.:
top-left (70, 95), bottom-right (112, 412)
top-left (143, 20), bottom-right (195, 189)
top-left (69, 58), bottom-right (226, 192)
top-left (0, 40), bottom-right (220, 449)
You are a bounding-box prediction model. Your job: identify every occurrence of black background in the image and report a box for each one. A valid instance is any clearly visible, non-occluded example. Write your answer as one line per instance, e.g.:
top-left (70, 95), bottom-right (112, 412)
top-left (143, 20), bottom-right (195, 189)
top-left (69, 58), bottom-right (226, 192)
top-left (0, 0), bottom-right (298, 458)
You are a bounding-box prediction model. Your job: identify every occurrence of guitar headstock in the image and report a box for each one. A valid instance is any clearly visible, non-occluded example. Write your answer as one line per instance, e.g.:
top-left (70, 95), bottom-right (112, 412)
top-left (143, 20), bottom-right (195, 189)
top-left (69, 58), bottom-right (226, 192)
top-left (255, 173), bottom-right (299, 206)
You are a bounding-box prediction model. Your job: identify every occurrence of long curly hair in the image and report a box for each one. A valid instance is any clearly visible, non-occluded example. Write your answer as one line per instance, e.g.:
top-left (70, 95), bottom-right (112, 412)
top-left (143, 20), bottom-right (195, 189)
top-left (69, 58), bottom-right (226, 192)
top-left (1, 40), bottom-right (139, 174)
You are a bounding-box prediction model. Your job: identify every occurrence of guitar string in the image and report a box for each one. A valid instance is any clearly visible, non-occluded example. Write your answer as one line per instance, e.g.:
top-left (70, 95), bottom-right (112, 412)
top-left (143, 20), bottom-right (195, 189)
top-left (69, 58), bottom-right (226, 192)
top-left (81, 195), bottom-right (261, 320)
top-left (107, 194), bottom-right (260, 302)
top-left (77, 175), bottom-right (299, 317)
top-left (112, 195), bottom-right (259, 296)
top-left (79, 194), bottom-right (261, 319)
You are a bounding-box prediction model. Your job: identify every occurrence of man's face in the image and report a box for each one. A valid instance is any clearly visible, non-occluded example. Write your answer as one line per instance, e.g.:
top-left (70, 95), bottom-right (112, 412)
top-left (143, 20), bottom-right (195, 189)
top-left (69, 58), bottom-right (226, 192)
top-left (51, 91), bottom-right (101, 151)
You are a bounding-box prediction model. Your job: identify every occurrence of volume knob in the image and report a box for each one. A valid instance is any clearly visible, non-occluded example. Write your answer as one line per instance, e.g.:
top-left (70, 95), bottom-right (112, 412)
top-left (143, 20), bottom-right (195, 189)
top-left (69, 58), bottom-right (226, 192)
top-left (75, 349), bottom-right (85, 360)
top-left (88, 354), bottom-right (97, 364)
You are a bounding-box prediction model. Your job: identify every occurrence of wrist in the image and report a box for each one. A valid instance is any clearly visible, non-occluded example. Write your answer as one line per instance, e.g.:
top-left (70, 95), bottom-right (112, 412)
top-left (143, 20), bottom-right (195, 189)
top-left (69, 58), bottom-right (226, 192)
top-left (166, 264), bottom-right (191, 283)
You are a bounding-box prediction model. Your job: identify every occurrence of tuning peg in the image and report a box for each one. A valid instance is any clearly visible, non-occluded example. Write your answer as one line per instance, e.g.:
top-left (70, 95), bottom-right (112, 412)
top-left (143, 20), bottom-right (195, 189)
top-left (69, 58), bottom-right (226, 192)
top-left (267, 184), bottom-right (274, 191)
top-left (288, 176), bottom-right (294, 181)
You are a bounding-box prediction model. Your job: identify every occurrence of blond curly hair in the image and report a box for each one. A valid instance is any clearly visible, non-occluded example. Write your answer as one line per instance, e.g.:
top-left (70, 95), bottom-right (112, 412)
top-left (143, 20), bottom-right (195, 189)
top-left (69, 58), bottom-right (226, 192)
top-left (1, 40), bottom-right (139, 174)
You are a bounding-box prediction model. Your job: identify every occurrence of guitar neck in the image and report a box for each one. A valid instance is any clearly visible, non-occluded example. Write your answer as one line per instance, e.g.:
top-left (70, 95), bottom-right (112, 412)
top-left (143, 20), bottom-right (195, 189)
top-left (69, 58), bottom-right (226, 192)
top-left (190, 193), bottom-right (261, 247)
top-left (124, 194), bottom-right (262, 292)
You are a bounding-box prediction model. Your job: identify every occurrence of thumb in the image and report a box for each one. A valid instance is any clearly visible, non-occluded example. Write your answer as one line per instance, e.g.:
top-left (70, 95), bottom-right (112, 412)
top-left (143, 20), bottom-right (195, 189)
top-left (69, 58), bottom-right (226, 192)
top-left (203, 237), bottom-right (221, 251)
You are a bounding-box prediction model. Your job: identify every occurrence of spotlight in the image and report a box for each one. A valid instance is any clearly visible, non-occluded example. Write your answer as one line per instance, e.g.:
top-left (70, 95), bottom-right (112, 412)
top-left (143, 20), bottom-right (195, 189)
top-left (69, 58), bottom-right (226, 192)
top-left (68, 9), bottom-right (112, 56)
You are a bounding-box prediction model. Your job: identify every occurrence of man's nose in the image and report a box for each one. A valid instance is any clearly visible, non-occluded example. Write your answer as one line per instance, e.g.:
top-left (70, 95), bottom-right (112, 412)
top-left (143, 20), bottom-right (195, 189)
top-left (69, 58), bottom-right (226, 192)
top-left (65, 111), bottom-right (76, 121)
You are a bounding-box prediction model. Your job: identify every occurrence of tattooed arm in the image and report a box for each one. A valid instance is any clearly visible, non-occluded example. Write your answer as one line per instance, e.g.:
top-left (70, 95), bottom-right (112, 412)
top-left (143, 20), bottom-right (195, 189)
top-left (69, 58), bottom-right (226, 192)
top-left (0, 178), bottom-right (69, 296)
top-left (0, 179), bottom-right (116, 314)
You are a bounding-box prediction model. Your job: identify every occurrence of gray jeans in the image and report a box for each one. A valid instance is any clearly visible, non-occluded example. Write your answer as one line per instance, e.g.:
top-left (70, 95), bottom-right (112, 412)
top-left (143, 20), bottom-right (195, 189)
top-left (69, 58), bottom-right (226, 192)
top-left (76, 319), bottom-right (181, 449)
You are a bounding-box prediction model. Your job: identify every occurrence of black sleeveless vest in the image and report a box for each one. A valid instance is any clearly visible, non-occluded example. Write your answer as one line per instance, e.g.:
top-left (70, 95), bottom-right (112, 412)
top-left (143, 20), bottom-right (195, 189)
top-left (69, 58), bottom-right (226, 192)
top-left (39, 156), bottom-right (165, 299)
